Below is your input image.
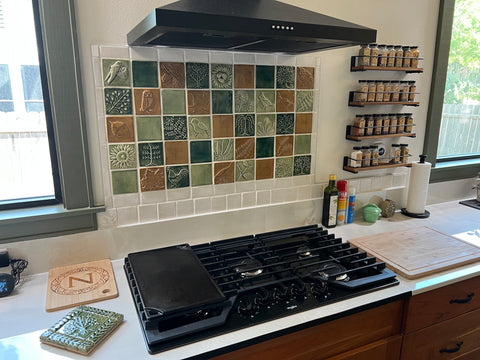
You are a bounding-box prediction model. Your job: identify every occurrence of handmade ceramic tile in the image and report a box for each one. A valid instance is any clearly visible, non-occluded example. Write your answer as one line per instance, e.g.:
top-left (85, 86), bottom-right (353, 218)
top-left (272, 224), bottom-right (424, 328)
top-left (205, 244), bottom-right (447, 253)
top-left (256, 65), bottom-right (274, 88)
top-left (133, 88), bottom-right (161, 115)
top-left (235, 137), bottom-right (255, 159)
top-left (276, 90), bottom-right (295, 112)
top-left (235, 160), bottom-right (254, 182)
top-left (191, 164), bottom-right (213, 187)
top-left (276, 66), bottom-right (295, 89)
top-left (104, 88), bottom-right (132, 115)
top-left (186, 62), bottom-right (209, 89)
top-left (235, 114), bottom-right (255, 137)
top-left (190, 140), bottom-right (212, 163)
top-left (106, 116), bottom-right (134, 142)
top-left (212, 90), bottom-right (233, 114)
top-left (296, 91), bottom-right (314, 112)
top-left (256, 137), bottom-right (274, 158)
top-left (132, 60), bottom-right (158, 88)
top-left (275, 135), bottom-right (294, 157)
top-left (213, 138), bottom-right (234, 161)
top-left (161, 90), bottom-right (186, 115)
top-left (103, 59), bottom-right (130, 87)
top-left (294, 155), bottom-right (311, 176)
top-left (136, 116), bottom-right (162, 141)
top-left (296, 67), bottom-right (315, 89)
top-left (234, 64), bottom-right (254, 88)
top-left (164, 141), bottom-right (188, 164)
top-left (159, 62), bottom-right (185, 88)
top-left (214, 162), bottom-right (234, 184)
top-left (111, 170), bottom-right (138, 194)
top-left (255, 90), bottom-right (275, 113)
top-left (187, 90), bottom-right (210, 115)
top-left (275, 157), bottom-right (294, 178)
top-left (234, 90), bottom-right (254, 113)
top-left (212, 115), bottom-right (233, 138)
top-left (256, 114), bottom-right (275, 136)
top-left (109, 144), bottom-right (137, 169)
top-left (295, 113), bottom-right (313, 134)
top-left (256, 158), bottom-right (274, 180)
top-left (138, 142), bottom-right (164, 167)
top-left (163, 116), bottom-right (187, 140)
top-left (188, 116), bottom-right (211, 139)
top-left (140, 167), bottom-right (165, 191)
top-left (166, 165), bottom-right (190, 189)
top-left (276, 113), bottom-right (294, 135)
top-left (211, 63), bottom-right (232, 89)
top-left (294, 135), bottom-right (311, 155)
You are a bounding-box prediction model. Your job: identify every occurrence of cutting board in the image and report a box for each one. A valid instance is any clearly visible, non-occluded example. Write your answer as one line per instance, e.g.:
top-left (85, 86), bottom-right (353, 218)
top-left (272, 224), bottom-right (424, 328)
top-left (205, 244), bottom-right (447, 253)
top-left (46, 259), bottom-right (118, 312)
top-left (349, 227), bottom-right (480, 279)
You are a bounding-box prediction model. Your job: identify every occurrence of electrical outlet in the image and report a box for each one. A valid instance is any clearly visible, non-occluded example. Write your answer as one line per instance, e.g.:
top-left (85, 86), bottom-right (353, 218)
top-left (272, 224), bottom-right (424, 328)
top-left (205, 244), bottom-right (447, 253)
top-left (0, 249), bottom-right (9, 268)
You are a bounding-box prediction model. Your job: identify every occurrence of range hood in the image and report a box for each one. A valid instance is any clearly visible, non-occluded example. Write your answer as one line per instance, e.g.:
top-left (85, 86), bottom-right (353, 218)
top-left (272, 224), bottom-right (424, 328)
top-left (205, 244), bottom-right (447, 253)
top-left (127, 0), bottom-right (376, 54)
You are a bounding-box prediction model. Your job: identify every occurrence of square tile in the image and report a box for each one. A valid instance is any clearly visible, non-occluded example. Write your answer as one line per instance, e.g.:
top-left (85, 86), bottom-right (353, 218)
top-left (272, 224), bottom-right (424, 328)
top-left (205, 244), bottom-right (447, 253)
top-left (214, 162), bottom-right (234, 184)
top-left (105, 88), bottom-right (132, 115)
top-left (234, 64), bottom-right (254, 88)
top-left (191, 164), bottom-right (213, 186)
top-left (256, 114), bottom-right (276, 136)
top-left (256, 159), bottom-right (274, 180)
top-left (161, 90), bottom-right (186, 115)
top-left (296, 91), bottom-right (314, 112)
top-left (276, 90), bottom-right (295, 112)
top-left (109, 144), bottom-right (137, 169)
top-left (212, 115), bottom-right (233, 138)
top-left (164, 141), bottom-right (189, 164)
top-left (160, 62), bottom-right (185, 88)
top-left (138, 142), bottom-right (164, 167)
top-left (235, 114), bottom-right (255, 137)
top-left (166, 165), bottom-right (190, 189)
top-left (190, 140), bottom-right (212, 163)
top-left (212, 90), bottom-right (233, 114)
top-left (112, 170), bottom-right (138, 194)
top-left (295, 113), bottom-right (313, 134)
top-left (294, 155), bottom-right (311, 176)
top-left (103, 59), bottom-right (130, 87)
top-left (275, 157), bottom-right (294, 178)
top-left (140, 167), bottom-right (165, 191)
top-left (275, 135), bottom-right (294, 157)
top-left (235, 160), bottom-right (254, 181)
top-left (276, 66), bottom-right (295, 89)
top-left (256, 65), bottom-right (274, 88)
top-left (211, 63), bottom-right (232, 89)
top-left (136, 116), bottom-right (162, 141)
top-left (163, 115), bottom-right (187, 140)
top-left (132, 60), bottom-right (158, 87)
top-left (234, 90), bottom-right (254, 113)
top-left (294, 135), bottom-right (311, 155)
top-left (186, 62), bottom-right (209, 89)
top-left (296, 67), bottom-right (315, 89)
top-left (235, 137), bottom-right (255, 160)
top-left (256, 137), bottom-right (274, 158)
top-left (276, 113), bottom-right (294, 135)
top-left (256, 90), bottom-right (275, 113)
top-left (188, 116), bottom-right (211, 139)
top-left (213, 138), bottom-right (234, 161)
top-left (187, 90), bottom-right (210, 115)
top-left (133, 88), bottom-right (161, 115)
top-left (106, 116), bottom-right (134, 142)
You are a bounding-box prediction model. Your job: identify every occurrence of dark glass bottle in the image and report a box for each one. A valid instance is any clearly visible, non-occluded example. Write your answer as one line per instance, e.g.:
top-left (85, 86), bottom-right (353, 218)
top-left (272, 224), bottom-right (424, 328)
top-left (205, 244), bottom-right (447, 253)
top-left (322, 174), bottom-right (339, 229)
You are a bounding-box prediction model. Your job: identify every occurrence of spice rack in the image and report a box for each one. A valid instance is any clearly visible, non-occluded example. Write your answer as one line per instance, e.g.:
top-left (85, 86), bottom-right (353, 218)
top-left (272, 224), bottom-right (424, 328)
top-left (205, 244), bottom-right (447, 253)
top-left (346, 125), bottom-right (416, 141)
top-left (343, 157), bottom-right (412, 173)
top-left (350, 56), bottom-right (423, 73)
top-left (348, 91), bottom-right (420, 107)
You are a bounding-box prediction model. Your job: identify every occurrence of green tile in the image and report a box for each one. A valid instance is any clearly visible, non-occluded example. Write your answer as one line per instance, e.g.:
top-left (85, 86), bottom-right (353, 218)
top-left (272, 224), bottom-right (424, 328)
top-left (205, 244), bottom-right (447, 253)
top-left (111, 170), bottom-right (138, 194)
top-left (166, 165), bottom-right (190, 189)
top-left (211, 63), bottom-right (232, 89)
top-left (235, 114), bottom-right (255, 137)
top-left (296, 90), bottom-right (314, 112)
top-left (188, 116), bottom-right (211, 139)
top-left (162, 90), bottom-right (186, 115)
top-left (212, 90), bottom-right (232, 114)
top-left (163, 116), bottom-right (187, 140)
top-left (276, 66), bottom-right (295, 89)
top-left (138, 142), bottom-right (164, 167)
top-left (104, 88), bottom-right (132, 115)
top-left (276, 113), bottom-right (294, 135)
top-left (256, 137), bottom-right (274, 158)
top-left (186, 62), bottom-right (209, 89)
top-left (136, 116), bottom-right (162, 141)
top-left (190, 140), bottom-right (212, 163)
top-left (275, 157), bottom-right (294, 178)
top-left (103, 59), bottom-right (130, 87)
top-left (132, 61), bottom-right (158, 87)
top-left (294, 155), bottom-right (311, 176)
top-left (255, 90), bottom-right (275, 113)
top-left (234, 90), bottom-right (254, 113)
top-left (191, 164), bottom-right (212, 186)
top-left (294, 135), bottom-right (311, 155)
top-left (109, 144), bottom-right (137, 169)
top-left (256, 114), bottom-right (276, 136)
top-left (236, 160), bottom-right (254, 181)
top-left (256, 65), bottom-right (274, 88)
top-left (213, 139), bottom-right (234, 161)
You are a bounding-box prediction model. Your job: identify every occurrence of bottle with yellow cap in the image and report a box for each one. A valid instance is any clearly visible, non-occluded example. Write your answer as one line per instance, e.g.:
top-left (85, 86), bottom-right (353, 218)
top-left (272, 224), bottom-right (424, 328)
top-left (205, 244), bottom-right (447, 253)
top-left (322, 174), bottom-right (339, 228)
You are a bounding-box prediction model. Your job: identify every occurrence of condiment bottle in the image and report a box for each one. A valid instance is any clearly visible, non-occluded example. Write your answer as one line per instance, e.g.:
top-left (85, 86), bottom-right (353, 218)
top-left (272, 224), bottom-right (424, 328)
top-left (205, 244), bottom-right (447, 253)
top-left (370, 145), bottom-right (379, 166)
top-left (369, 43), bottom-right (379, 66)
top-left (397, 113), bottom-right (406, 133)
top-left (346, 187), bottom-right (356, 224)
top-left (353, 114), bottom-right (366, 136)
top-left (382, 113), bottom-right (390, 134)
top-left (362, 146), bottom-right (372, 167)
top-left (336, 180), bottom-right (348, 225)
top-left (402, 46), bottom-right (412, 67)
top-left (350, 146), bottom-right (363, 167)
top-left (365, 114), bottom-right (374, 136)
top-left (358, 44), bottom-right (371, 66)
top-left (387, 45), bottom-right (396, 67)
top-left (378, 45), bottom-right (388, 67)
top-left (400, 144), bottom-right (409, 163)
top-left (394, 45), bottom-right (404, 67)
top-left (375, 81), bottom-right (384, 102)
top-left (410, 46), bottom-right (420, 68)
top-left (391, 81), bottom-right (401, 102)
top-left (367, 80), bottom-right (376, 102)
top-left (408, 81), bottom-right (417, 101)
top-left (383, 81), bottom-right (392, 102)
top-left (322, 174), bottom-right (339, 229)
top-left (389, 113), bottom-right (398, 134)
top-left (405, 113), bottom-right (414, 133)
top-left (390, 144), bottom-right (401, 164)
top-left (374, 114), bottom-right (383, 135)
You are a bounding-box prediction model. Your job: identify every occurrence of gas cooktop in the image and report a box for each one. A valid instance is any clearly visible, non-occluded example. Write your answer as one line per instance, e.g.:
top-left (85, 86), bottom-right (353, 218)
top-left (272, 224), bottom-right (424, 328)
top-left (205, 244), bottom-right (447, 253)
top-left (124, 225), bottom-right (399, 355)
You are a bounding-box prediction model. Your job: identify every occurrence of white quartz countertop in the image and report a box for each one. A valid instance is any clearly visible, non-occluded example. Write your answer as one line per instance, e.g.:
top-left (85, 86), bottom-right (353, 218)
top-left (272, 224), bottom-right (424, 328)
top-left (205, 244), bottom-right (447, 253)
top-left (1, 200), bottom-right (479, 360)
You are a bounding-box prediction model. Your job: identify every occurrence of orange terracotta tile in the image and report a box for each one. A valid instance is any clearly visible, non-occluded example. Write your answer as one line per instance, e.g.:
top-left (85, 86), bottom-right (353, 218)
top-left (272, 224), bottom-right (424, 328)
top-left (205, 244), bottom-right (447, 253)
top-left (212, 115), bottom-right (234, 138)
top-left (187, 90), bottom-right (211, 115)
top-left (106, 116), bottom-right (135, 142)
top-left (214, 162), bottom-right (234, 184)
top-left (295, 113), bottom-right (313, 133)
top-left (139, 167), bottom-right (165, 191)
top-left (235, 137), bottom-right (255, 160)
top-left (164, 141), bottom-right (189, 165)
top-left (275, 135), bottom-right (294, 157)
top-left (296, 67), bottom-right (315, 89)
top-left (133, 88), bottom-right (161, 115)
top-left (256, 159), bottom-right (274, 180)
top-left (160, 62), bottom-right (185, 88)
top-left (234, 64), bottom-right (254, 88)
top-left (276, 90), bottom-right (295, 112)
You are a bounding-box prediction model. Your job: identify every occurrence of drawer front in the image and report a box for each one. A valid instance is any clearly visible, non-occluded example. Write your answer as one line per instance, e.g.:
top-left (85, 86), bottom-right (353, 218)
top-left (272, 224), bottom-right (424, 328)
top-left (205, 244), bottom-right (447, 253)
top-left (327, 335), bottom-right (402, 360)
top-left (404, 276), bottom-right (480, 333)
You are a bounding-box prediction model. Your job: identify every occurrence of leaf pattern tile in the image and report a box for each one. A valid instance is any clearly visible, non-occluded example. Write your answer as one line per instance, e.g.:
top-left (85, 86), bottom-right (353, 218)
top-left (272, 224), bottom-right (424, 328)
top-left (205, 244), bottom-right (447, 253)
top-left (276, 114), bottom-right (294, 135)
top-left (235, 90), bottom-right (254, 113)
top-left (104, 88), bottom-right (132, 115)
top-left (276, 66), bottom-right (295, 89)
top-left (236, 160), bottom-right (254, 181)
top-left (163, 116), bottom-right (187, 140)
top-left (294, 155), bottom-right (311, 176)
top-left (213, 139), bottom-right (234, 161)
top-left (235, 114), bottom-right (255, 137)
top-left (186, 62), bottom-right (209, 89)
top-left (296, 91), bottom-right (314, 112)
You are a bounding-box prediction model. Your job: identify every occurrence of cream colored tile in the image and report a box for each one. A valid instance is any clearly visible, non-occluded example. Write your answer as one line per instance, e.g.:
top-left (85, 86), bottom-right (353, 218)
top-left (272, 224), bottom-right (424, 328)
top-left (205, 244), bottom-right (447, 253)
top-left (257, 190), bottom-right (271, 205)
top-left (212, 196), bottom-right (227, 212)
top-left (158, 202), bottom-right (176, 220)
top-left (117, 206), bottom-right (138, 226)
top-left (166, 188), bottom-right (191, 201)
top-left (177, 199), bottom-right (194, 217)
top-left (227, 193), bottom-right (241, 210)
top-left (195, 198), bottom-right (212, 214)
top-left (242, 192), bottom-right (256, 208)
top-left (140, 190), bottom-right (166, 204)
top-left (138, 204), bottom-right (158, 223)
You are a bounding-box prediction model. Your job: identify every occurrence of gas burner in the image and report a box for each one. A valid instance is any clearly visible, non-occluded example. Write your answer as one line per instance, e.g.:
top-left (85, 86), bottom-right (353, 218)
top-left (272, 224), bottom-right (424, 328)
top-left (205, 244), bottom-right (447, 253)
top-left (296, 245), bottom-right (312, 258)
top-left (234, 258), bottom-right (263, 277)
top-left (317, 262), bottom-right (350, 282)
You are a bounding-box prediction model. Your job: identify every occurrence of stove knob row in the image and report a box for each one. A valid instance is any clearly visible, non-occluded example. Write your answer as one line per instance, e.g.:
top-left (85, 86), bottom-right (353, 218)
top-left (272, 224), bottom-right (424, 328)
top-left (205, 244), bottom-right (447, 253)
top-left (237, 297), bottom-right (259, 317)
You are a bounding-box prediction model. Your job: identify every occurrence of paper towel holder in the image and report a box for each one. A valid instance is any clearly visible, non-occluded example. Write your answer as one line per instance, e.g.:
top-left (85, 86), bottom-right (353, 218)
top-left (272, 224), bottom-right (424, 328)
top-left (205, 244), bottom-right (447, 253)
top-left (401, 154), bottom-right (431, 218)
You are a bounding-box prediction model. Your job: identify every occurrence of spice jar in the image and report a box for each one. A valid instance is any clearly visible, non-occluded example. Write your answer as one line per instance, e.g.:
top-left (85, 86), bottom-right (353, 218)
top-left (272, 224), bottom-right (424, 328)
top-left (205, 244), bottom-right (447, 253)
top-left (370, 145), bottom-right (379, 166)
top-left (352, 114), bottom-right (366, 136)
top-left (394, 45), bottom-right (404, 68)
top-left (391, 81), bottom-right (401, 102)
top-left (402, 46), bottom-right (412, 67)
top-left (382, 113), bottom-right (390, 134)
top-left (365, 114), bottom-right (374, 136)
top-left (389, 114), bottom-right (398, 134)
top-left (378, 45), bottom-right (388, 67)
top-left (375, 81), bottom-right (385, 102)
top-left (354, 80), bottom-right (369, 102)
top-left (367, 80), bottom-right (376, 102)
top-left (370, 43), bottom-right (379, 66)
top-left (405, 113), bottom-right (414, 133)
top-left (387, 45), bottom-right (396, 67)
top-left (362, 146), bottom-right (372, 167)
top-left (400, 144), bottom-right (409, 163)
top-left (390, 144), bottom-right (401, 164)
top-left (383, 81), bottom-right (392, 102)
top-left (397, 113), bottom-right (406, 133)
top-left (399, 81), bottom-right (410, 102)
top-left (374, 114), bottom-right (383, 135)
top-left (410, 46), bottom-right (420, 68)
top-left (358, 44), bottom-right (371, 66)
top-left (408, 81), bottom-right (417, 101)
top-left (350, 146), bottom-right (363, 168)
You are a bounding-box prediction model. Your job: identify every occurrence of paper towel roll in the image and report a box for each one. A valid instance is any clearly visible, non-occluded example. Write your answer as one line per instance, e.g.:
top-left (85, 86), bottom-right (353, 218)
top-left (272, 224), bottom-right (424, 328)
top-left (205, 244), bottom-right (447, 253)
top-left (406, 160), bottom-right (431, 214)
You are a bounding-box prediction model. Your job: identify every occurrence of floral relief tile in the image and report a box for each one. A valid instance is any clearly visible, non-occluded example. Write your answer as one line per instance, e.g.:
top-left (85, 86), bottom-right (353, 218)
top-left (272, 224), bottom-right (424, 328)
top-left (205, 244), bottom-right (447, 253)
top-left (256, 137), bottom-right (274, 158)
top-left (234, 64), bottom-right (254, 88)
top-left (163, 115), bottom-right (187, 140)
top-left (296, 67), bottom-right (315, 89)
top-left (235, 160), bottom-right (254, 182)
top-left (256, 114), bottom-right (275, 136)
top-left (214, 162), bottom-right (234, 184)
top-left (160, 62), bottom-right (185, 88)
top-left (213, 139), bottom-right (234, 161)
top-left (138, 142), bottom-right (164, 167)
top-left (256, 159), bottom-right (274, 180)
top-left (190, 140), bottom-right (212, 163)
top-left (164, 141), bottom-right (189, 164)
top-left (234, 90), bottom-right (254, 113)
top-left (256, 90), bottom-right (275, 113)
top-left (187, 90), bottom-right (210, 115)
top-left (276, 113), bottom-right (294, 135)
top-left (235, 137), bottom-right (255, 160)
top-left (191, 164), bottom-right (213, 186)
top-left (296, 91), bottom-right (314, 112)
top-left (136, 116), bottom-right (162, 141)
top-left (294, 155), bottom-right (311, 176)
top-left (161, 90), bottom-right (186, 115)
top-left (235, 114), bottom-right (255, 137)
top-left (188, 116), bottom-right (211, 139)
top-left (111, 170), bottom-right (138, 194)
top-left (132, 60), bottom-right (158, 88)
top-left (294, 135), bottom-right (311, 155)
top-left (103, 59), bottom-right (130, 87)
top-left (211, 64), bottom-right (232, 89)
top-left (186, 62), bottom-right (209, 89)
top-left (133, 88), bottom-right (161, 115)
top-left (212, 90), bottom-right (233, 114)
top-left (140, 167), bottom-right (165, 191)
top-left (106, 116), bottom-right (134, 142)
top-left (212, 115), bottom-right (233, 138)
top-left (104, 88), bottom-right (132, 115)
top-left (275, 135), bottom-right (294, 157)
top-left (109, 144), bottom-right (137, 169)
top-left (276, 66), bottom-right (295, 89)
top-left (295, 113), bottom-right (313, 134)
top-left (275, 157), bottom-right (294, 178)
top-left (256, 65), bottom-right (274, 89)
top-left (166, 165), bottom-right (190, 189)
top-left (276, 90), bottom-right (295, 113)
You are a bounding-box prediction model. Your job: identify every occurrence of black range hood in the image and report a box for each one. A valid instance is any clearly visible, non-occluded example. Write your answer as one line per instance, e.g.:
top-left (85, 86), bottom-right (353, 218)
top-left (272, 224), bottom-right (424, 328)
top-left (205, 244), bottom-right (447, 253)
top-left (127, 0), bottom-right (376, 54)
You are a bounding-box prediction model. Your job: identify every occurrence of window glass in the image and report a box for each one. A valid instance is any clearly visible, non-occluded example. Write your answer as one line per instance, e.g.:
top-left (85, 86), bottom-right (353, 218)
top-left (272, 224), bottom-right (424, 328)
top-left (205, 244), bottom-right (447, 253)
top-left (0, 64), bottom-right (13, 111)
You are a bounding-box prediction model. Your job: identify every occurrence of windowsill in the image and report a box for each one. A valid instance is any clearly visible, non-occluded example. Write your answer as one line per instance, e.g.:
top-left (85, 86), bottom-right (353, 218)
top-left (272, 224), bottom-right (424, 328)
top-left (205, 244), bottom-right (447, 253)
top-left (430, 159), bottom-right (480, 183)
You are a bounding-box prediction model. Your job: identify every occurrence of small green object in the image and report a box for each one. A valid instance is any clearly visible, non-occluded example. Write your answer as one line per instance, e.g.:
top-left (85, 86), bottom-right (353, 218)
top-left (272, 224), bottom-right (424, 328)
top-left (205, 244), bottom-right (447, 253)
top-left (362, 204), bottom-right (382, 223)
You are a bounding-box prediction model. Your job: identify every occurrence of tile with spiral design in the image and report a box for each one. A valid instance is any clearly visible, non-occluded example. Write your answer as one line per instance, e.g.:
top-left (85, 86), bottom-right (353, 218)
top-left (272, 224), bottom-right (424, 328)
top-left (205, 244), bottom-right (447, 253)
top-left (211, 64), bottom-right (232, 89)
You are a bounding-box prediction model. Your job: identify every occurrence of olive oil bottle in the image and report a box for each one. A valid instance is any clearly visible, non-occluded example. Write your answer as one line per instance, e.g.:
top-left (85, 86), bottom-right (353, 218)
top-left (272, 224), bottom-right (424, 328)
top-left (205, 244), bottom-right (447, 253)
top-left (322, 174), bottom-right (339, 228)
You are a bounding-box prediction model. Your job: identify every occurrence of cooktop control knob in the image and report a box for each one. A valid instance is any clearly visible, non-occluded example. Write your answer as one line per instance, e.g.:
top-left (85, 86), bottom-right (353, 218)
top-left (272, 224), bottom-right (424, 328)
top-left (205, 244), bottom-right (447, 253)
top-left (253, 288), bottom-right (273, 308)
top-left (290, 281), bottom-right (307, 298)
top-left (273, 285), bottom-right (291, 302)
top-left (237, 297), bottom-right (259, 317)
top-left (310, 280), bottom-right (329, 300)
